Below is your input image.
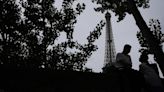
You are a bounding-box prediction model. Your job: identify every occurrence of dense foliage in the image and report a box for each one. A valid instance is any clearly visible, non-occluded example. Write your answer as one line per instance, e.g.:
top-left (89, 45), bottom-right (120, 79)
top-left (92, 0), bottom-right (149, 22)
top-left (137, 19), bottom-right (164, 54)
top-left (0, 0), bottom-right (105, 71)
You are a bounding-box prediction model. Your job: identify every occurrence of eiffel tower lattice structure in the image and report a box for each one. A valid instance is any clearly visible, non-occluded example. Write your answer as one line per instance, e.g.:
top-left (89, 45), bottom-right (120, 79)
top-left (104, 12), bottom-right (116, 68)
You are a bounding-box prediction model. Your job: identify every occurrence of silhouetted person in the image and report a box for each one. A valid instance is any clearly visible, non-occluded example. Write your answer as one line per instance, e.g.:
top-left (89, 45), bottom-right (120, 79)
top-left (114, 44), bottom-right (132, 69)
top-left (113, 44), bottom-right (135, 92)
top-left (139, 52), bottom-right (164, 92)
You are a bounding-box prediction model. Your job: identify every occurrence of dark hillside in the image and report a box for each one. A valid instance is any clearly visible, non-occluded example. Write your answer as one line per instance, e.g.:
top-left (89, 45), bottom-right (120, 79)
top-left (0, 65), bottom-right (144, 92)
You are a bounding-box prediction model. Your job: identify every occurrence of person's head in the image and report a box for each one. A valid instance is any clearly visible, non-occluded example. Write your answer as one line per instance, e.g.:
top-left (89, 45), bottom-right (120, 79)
top-left (122, 44), bottom-right (131, 54)
top-left (139, 54), bottom-right (148, 63)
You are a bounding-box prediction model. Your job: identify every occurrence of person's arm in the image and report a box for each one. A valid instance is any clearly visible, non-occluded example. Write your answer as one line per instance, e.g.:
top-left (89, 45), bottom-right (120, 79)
top-left (128, 55), bottom-right (132, 68)
top-left (116, 53), bottom-right (122, 62)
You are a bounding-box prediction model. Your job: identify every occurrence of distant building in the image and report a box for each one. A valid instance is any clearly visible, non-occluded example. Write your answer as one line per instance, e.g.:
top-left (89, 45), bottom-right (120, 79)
top-left (104, 12), bottom-right (116, 69)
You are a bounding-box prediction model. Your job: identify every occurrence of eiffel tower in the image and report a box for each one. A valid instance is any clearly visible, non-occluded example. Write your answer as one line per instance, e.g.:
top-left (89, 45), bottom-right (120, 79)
top-left (104, 12), bottom-right (116, 68)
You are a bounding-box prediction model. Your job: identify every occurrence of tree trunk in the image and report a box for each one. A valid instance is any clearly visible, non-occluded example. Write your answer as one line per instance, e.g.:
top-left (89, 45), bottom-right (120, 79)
top-left (127, 0), bottom-right (164, 76)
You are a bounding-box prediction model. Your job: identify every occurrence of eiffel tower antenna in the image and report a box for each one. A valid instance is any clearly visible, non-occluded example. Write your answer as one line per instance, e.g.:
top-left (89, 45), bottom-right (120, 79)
top-left (104, 12), bottom-right (116, 67)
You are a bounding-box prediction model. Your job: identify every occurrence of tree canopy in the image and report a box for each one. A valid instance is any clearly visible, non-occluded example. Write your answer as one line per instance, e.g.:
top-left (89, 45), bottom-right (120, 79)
top-left (92, 0), bottom-right (150, 22)
top-left (0, 0), bottom-right (105, 71)
top-left (137, 19), bottom-right (164, 54)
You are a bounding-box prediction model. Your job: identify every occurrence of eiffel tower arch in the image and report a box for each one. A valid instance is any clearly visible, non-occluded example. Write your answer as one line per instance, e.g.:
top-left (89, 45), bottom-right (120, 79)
top-left (103, 12), bottom-right (116, 70)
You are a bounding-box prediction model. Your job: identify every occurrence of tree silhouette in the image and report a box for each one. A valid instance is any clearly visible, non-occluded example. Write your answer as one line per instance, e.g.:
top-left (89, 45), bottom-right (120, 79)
top-left (92, 0), bottom-right (164, 75)
top-left (0, 0), bottom-right (24, 66)
top-left (0, 0), bottom-right (105, 71)
top-left (137, 19), bottom-right (164, 55)
top-left (92, 0), bottom-right (149, 22)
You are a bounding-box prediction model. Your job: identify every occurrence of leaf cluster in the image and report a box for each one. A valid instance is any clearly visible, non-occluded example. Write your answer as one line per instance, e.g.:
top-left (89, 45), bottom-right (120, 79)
top-left (137, 19), bottom-right (164, 54)
top-left (92, 0), bottom-right (149, 22)
top-left (0, 0), bottom-right (105, 71)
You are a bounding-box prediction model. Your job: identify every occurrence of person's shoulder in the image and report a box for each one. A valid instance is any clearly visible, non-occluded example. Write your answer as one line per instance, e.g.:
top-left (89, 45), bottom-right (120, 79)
top-left (140, 63), bottom-right (147, 66)
top-left (140, 63), bottom-right (151, 69)
top-left (127, 54), bottom-right (131, 57)
top-left (116, 53), bottom-right (123, 57)
top-left (117, 53), bottom-right (122, 55)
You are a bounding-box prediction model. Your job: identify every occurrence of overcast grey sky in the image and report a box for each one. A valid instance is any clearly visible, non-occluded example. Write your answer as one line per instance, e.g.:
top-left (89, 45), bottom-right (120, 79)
top-left (55, 0), bottom-right (164, 73)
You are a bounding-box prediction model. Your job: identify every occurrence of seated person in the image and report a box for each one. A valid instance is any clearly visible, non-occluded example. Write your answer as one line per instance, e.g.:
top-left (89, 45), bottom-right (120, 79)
top-left (114, 44), bottom-right (132, 69)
